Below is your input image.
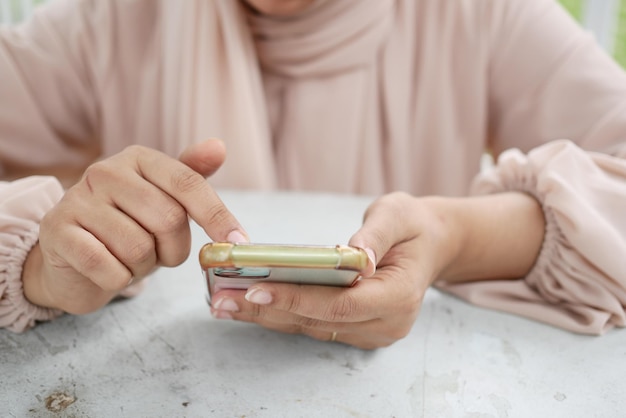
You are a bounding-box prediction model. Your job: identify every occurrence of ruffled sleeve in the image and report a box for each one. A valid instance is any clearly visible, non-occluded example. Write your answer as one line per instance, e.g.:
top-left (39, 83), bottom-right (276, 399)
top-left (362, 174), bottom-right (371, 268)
top-left (438, 140), bottom-right (626, 334)
top-left (0, 176), bottom-right (64, 332)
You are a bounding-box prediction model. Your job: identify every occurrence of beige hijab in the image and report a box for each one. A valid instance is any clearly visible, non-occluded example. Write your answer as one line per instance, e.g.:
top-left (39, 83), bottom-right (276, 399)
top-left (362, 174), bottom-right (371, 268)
top-left (159, 0), bottom-right (431, 194)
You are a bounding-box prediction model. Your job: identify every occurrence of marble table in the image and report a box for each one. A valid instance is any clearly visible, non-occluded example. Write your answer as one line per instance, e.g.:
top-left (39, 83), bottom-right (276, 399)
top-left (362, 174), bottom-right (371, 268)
top-left (1, 190), bottom-right (623, 417)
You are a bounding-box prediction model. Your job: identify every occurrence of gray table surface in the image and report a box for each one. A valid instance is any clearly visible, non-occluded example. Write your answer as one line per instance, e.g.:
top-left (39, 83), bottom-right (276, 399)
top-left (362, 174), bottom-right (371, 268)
top-left (1, 190), bottom-right (624, 418)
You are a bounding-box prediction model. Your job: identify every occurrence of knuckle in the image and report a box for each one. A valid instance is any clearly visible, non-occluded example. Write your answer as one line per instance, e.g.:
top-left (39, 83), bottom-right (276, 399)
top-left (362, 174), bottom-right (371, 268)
top-left (123, 144), bottom-right (147, 156)
top-left (159, 246), bottom-right (189, 268)
top-left (326, 294), bottom-right (359, 321)
top-left (294, 316), bottom-right (324, 330)
top-left (248, 302), bottom-right (264, 318)
top-left (362, 192), bottom-right (415, 248)
top-left (81, 146), bottom-right (148, 191)
top-left (80, 168), bottom-right (100, 195)
top-left (203, 204), bottom-right (233, 230)
top-left (82, 160), bottom-right (114, 182)
top-left (170, 167), bottom-right (204, 194)
top-left (381, 191), bottom-right (412, 214)
top-left (80, 161), bottom-right (123, 195)
top-left (238, 297), bottom-right (263, 318)
top-left (370, 191), bottom-right (411, 215)
top-left (157, 204), bottom-right (188, 234)
top-left (123, 238), bottom-right (156, 266)
top-left (76, 245), bottom-right (107, 273)
top-left (285, 289), bottom-right (303, 314)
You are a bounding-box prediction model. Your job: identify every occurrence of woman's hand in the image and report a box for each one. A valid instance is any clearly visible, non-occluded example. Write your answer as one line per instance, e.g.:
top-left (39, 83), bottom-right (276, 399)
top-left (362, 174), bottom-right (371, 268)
top-left (210, 192), bottom-right (459, 349)
top-left (22, 140), bottom-right (247, 315)
top-left (210, 191), bottom-right (545, 350)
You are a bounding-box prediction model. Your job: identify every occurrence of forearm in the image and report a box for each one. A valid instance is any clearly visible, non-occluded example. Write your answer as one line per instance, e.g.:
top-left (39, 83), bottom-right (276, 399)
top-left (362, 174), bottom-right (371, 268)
top-left (435, 192), bottom-right (545, 283)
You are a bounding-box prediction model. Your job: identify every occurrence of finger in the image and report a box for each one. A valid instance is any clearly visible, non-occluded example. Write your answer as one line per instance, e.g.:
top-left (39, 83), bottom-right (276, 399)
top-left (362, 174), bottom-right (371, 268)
top-left (178, 138), bottom-right (226, 177)
top-left (46, 222), bottom-right (132, 292)
top-left (348, 192), bottom-right (418, 277)
top-left (210, 290), bottom-right (375, 335)
top-left (240, 278), bottom-right (407, 323)
top-left (115, 190), bottom-right (191, 268)
top-left (130, 145), bottom-right (248, 242)
top-left (215, 294), bottom-right (377, 333)
top-left (210, 284), bottom-right (414, 350)
top-left (230, 314), bottom-right (392, 348)
top-left (211, 294), bottom-right (397, 349)
top-left (231, 317), bottom-right (348, 345)
top-left (77, 166), bottom-right (192, 267)
top-left (73, 199), bottom-right (158, 278)
top-left (211, 288), bottom-right (356, 331)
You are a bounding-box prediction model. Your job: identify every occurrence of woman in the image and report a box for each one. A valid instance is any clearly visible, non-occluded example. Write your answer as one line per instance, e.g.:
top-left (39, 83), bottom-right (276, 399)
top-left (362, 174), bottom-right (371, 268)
top-left (1, 0), bottom-right (625, 349)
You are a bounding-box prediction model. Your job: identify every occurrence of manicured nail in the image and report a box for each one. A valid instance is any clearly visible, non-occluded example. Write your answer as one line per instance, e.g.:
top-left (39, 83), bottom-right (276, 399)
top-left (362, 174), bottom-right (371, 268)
top-left (245, 287), bottom-right (272, 305)
top-left (227, 230), bottom-right (249, 243)
top-left (214, 311), bottom-right (233, 320)
top-left (365, 248), bottom-right (376, 267)
top-left (212, 298), bottom-right (239, 312)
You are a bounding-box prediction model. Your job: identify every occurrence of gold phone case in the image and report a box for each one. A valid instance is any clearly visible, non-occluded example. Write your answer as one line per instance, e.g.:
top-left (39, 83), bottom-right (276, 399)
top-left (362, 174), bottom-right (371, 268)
top-left (199, 243), bottom-right (368, 299)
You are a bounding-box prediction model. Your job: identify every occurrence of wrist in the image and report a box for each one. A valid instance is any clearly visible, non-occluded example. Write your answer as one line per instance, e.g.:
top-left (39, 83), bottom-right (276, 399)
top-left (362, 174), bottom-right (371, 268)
top-left (22, 243), bottom-right (54, 309)
top-left (435, 192), bottom-right (545, 283)
top-left (409, 196), bottom-right (466, 285)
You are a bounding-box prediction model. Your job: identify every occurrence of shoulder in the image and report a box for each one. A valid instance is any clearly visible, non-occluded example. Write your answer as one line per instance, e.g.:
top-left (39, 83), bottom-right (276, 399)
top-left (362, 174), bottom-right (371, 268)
top-left (19, 0), bottom-right (162, 48)
top-left (403, 0), bottom-right (569, 34)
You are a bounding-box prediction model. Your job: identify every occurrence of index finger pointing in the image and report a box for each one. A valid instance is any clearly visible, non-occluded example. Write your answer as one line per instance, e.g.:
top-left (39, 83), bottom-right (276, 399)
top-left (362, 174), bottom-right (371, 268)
top-left (133, 146), bottom-right (247, 242)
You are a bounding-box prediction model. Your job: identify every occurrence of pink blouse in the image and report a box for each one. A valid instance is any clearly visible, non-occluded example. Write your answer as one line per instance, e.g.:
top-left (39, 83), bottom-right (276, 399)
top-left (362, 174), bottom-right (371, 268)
top-left (1, 0), bottom-right (625, 334)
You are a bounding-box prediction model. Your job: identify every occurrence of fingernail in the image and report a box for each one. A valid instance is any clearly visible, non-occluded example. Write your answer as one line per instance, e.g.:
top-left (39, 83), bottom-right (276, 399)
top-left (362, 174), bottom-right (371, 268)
top-left (214, 311), bottom-right (233, 320)
top-left (212, 298), bottom-right (239, 312)
top-left (227, 230), bottom-right (249, 243)
top-left (245, 287), bottom-right (272, 305)
top-left (365, 248), bottom-right (376, 267)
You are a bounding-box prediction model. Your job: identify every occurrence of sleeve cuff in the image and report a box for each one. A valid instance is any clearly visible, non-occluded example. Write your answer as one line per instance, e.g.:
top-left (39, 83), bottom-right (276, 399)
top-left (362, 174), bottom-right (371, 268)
top-left (0, 177), bottom-right (65, 332)
top-left (440, 140), bottom-right (626, 334)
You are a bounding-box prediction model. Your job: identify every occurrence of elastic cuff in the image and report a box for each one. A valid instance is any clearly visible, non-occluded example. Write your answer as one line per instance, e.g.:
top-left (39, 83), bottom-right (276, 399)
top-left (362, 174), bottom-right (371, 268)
top-left (0, 224), bottom-right (63, 333)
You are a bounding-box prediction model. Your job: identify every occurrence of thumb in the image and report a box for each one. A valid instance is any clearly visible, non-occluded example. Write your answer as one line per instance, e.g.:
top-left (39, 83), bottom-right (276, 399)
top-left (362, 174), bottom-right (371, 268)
top-left (179, 138), bottom-right (226, 177)
top-left (348, 194), bottom-right (415, 278)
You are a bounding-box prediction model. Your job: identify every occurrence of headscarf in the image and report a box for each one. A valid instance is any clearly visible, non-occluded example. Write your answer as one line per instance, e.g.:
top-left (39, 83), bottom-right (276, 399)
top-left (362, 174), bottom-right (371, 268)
top-left (161, 0), bottom-right (417, 194)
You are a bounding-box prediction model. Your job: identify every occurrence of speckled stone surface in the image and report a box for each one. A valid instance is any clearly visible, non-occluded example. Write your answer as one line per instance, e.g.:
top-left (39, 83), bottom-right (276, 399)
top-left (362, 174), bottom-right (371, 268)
top-left (1, 191), bottom-right (624, 417)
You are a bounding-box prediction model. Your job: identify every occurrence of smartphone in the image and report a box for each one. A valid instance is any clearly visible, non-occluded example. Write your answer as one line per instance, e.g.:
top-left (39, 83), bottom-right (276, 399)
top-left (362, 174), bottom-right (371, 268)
top-left (199, 242), bottom-right (368, 300)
